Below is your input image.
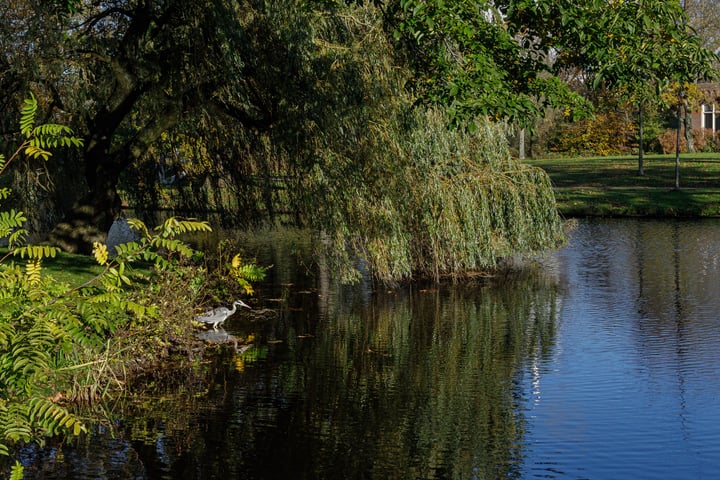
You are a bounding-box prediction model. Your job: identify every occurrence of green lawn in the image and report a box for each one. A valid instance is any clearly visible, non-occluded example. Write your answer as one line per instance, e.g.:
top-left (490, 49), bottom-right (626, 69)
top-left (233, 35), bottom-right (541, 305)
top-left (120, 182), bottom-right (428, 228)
top-left (2, 247), bottom-right (158, 287)
top-left (526, 154), bottom-right (720, 217)
top-left (1, 247), bottom-right (105, 285)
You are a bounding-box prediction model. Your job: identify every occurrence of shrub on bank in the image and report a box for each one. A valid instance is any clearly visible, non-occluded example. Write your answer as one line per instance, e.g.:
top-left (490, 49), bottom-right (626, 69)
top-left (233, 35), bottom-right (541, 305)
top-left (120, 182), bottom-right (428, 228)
top-left (548, 112), bottom-right (637, 156)
top-left (0, 95), bottom-right (265, 478)
top-left (656, 127), bottom-right (710, 154)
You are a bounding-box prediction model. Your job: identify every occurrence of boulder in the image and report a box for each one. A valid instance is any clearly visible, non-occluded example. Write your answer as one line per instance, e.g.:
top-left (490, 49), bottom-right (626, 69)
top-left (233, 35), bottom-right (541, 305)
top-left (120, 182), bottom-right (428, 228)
top-left (106, 216), bottom-right (140, 257)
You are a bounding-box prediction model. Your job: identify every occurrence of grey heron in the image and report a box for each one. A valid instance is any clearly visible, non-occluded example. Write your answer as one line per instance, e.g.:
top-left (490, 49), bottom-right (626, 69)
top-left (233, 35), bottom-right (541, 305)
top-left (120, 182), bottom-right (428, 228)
top-left (196, 300), bottom-right (251, 329)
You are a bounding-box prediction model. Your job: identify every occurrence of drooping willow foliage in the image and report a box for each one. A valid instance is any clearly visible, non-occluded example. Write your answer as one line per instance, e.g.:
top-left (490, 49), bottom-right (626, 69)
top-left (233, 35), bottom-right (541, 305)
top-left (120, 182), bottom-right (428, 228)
top-left (305, 108), bottom-right (563, 283)
top-left (121, 2), bottom-right (563, 283)
top-left (289, 5), bottom-right (565, 283)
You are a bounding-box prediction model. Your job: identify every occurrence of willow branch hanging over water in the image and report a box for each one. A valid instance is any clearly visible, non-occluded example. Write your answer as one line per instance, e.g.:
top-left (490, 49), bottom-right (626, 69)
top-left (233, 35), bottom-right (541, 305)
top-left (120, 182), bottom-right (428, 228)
top-left (292, 5), bottom-right (564, 283)
top-left (305, 108), bottom-right (564, 284)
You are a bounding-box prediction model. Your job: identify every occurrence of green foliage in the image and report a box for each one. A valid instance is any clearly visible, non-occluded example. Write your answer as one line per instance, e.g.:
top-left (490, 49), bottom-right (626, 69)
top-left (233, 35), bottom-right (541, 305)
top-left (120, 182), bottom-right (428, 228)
top-left (393, 0), bottom-right (592, 126)
top-left (0, 96), bottom-right (89, 456)
top-left (198, 239), bottom-right (267, 303)
top-left (506, 0), bottom-right (718, 91)
top-left (229, 253), bottom-right (267, 296)
top-left (308, 107), bottom-right (564, 283)
top-left (0, 266), bottom-right (94, 457)
top-left (9, 462), bottom-right (23, 480)
top-left (17, 93), bottom-right (84, 162)
top-left (136, 2), bottom-right (561, 284)
top-left (1, 93), bottom-right (83, 254)
top-left (0, 211), bottom-right (27, 249)
top-left (0, 211), bottom-right (239, 466)
top-left (0, 0), bottom-right (577, 268)
top-left (91, 217), bottom-right (211, 293)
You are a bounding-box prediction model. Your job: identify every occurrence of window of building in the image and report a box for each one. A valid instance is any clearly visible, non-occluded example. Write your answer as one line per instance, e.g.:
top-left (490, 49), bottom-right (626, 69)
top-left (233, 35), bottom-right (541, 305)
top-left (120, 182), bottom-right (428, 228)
top-left (702, 103), bottom-right (720, 133)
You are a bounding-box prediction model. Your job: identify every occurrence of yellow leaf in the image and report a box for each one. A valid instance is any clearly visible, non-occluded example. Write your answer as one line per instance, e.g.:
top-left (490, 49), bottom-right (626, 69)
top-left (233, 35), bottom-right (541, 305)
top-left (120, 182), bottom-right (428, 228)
top-left (231, 253), bottom-right (242, 269)
top-left (92, 242), bottom-right (109, 265)
top-left (234, 356), bottom-right (245, 372)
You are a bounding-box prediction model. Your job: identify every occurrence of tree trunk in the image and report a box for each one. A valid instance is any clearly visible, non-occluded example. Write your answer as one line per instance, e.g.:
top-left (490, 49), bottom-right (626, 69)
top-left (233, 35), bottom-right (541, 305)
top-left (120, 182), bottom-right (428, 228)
top-left (684, 103), bottom-right (694, 153)
top-left (46, 81), bottom-right (184, 253)
top-left (675, 103), bottom-right (682, 190)
top-left (518, 126), bottom-right (525, 160)
top-left (47, 151), bottom-right (124, 254)
top-left (638, 103), bottom-right (644, 176)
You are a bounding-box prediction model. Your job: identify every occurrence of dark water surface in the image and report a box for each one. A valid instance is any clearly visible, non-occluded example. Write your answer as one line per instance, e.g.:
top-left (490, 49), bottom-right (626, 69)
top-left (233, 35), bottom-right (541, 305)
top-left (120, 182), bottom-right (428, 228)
top-left (16, 219), bottom-right (720, 479)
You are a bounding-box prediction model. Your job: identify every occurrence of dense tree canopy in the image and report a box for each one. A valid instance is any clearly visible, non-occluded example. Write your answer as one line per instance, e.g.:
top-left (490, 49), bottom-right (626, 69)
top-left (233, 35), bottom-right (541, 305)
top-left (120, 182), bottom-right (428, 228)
top-left (392, 0), bottom-right (595, 126)
top-left (1, 0), bottom-right (717, 280)
top-left (394, 0), bottom-right (716, 119)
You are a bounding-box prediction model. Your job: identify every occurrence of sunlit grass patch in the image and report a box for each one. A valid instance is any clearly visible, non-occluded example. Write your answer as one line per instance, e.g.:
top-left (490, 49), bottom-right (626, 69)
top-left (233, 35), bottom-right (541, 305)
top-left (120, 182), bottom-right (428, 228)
top-left (528, 154), bottom-right (720, 217)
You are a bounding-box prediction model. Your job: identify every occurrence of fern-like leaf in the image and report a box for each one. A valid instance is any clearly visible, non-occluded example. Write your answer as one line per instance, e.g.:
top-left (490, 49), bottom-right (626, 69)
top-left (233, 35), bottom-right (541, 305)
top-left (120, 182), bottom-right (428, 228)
top-left (27, 397), bottom-right (85, 436)
top-left (151, 237), bottom-right (195, 258)
top-left (30, 124), bottom-right (84, 153)
top-left (126, 218), bottom-right (150, 238)
top-left (20, 94), bottom-right (37, 138)
top-left (156, 217), bottom-right (211, 238)
top-left (0, 210), bottom-right (27, 231)
top-left (25, 259), bottom-right (42, 285)
top-left (32, 123), bottom-right (75, 138)
top-left (24, 144), bottom-right (52, 161)
top-left (10, 461), bottom-right (24, 480)
top-left (112, 242), bottom-right (144, 262)
top-left (234, 263), bottom-right (267, 282)
top-left (13, 245), bottom-right (59, 260)
top-left (142, 250), bottom-right (165, 265)
top-left (6, 229), bottom-right (28, 249)
top-left (2, 403), bottom-right (33, 443)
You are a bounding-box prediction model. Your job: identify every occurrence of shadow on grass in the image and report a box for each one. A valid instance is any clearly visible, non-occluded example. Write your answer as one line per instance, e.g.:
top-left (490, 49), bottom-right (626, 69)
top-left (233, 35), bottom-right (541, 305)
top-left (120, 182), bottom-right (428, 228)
top-left (42, 252), bottom-right (106, 285)
top-left (555, 188), bottom-right (720, 218)
top-left (1, 247), bottom-right (104, 285)
top-left (530, 157), bottom-right (720, 189)
top-left (1, 246), bottom-right (158, 286)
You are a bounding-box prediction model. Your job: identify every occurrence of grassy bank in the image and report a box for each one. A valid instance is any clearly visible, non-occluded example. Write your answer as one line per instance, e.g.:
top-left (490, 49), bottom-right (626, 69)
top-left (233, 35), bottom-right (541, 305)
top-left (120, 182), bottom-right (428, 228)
top-left (1, 247), bottom-right (149, 285)
top-left (526, 154), bottom-right (720, 217)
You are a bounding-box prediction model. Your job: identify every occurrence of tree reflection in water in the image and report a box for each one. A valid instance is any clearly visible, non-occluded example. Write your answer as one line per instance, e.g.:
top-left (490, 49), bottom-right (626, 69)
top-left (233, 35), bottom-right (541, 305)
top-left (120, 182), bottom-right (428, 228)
top-left (12, 253), bottom-right (561, 480)
top-left (178, 269), bottom-right (561, 480)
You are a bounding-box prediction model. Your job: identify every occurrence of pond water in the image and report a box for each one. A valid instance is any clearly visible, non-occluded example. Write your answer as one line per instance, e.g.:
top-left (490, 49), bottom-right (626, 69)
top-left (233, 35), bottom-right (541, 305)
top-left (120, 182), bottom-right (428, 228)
top-left (14, 219), bottom-right (720, 479)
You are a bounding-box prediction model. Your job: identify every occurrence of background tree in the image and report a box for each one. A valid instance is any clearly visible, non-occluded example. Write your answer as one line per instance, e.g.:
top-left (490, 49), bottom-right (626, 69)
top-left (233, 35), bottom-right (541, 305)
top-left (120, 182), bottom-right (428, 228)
top-left (1, 0), bottom-right (277, 251)
top-left (15, 0), bottom-right (717, 278)
top-left (391, 0), bottom-right (594, 128)
top-left (390, 0), bottom-right (716, 169)
top-left (583, 0), bottom-right (717, 172)
top-left (685, 0), bottom-right (720, 53)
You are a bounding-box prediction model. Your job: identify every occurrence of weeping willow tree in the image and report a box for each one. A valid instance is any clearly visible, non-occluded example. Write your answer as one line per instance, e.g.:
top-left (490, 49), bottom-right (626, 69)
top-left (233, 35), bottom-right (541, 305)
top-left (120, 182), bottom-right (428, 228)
top-left (305, 106), bottom-right (562, 283)
top-left (118, 2), bottom-right (563, 283)
top-left (282, 4), bottom-right (564, 283)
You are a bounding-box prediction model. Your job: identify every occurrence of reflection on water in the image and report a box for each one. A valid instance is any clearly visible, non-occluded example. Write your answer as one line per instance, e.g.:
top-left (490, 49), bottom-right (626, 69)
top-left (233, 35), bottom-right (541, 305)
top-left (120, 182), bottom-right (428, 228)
top-left (10, 219), bottom-right (720, 479)
top-left (521, 219), bottom-right (720, 479)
